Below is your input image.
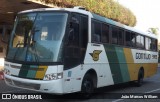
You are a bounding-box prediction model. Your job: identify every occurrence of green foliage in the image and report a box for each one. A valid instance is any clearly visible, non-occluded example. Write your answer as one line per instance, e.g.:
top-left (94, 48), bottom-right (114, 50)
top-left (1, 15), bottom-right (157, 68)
top-left (148, 28), bottom-right (159, 35)
top-left (37, 0), bottom-right (136, 26)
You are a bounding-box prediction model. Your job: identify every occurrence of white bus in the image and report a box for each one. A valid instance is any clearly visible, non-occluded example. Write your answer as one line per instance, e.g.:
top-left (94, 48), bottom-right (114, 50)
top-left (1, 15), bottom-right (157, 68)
top-left (4, 7), bottom-right (158, 98)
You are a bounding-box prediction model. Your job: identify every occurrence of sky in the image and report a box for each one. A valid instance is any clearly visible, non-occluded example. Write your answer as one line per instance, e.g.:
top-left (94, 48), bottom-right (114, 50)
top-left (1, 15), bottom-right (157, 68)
top-left (118, 0), bottom-right (160, 40)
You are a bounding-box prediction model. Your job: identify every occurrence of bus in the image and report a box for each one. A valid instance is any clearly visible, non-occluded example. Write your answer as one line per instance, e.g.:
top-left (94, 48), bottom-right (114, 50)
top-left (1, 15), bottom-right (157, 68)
top-left (4, 7), bottom-right (158, 97)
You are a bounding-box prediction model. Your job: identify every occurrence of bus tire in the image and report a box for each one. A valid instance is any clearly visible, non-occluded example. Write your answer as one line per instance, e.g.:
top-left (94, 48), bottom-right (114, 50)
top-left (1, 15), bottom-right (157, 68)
top-left (136, 69), bottom-right (144, 87)
top-left (81, 74), bottom-right (94, 99)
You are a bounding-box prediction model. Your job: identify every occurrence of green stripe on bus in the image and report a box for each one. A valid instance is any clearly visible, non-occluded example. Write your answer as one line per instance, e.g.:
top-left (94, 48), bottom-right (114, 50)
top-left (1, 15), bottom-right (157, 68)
top-left (104, 44), bottom-right (123, 84)
top-left (115, 47), bottom-right (130, 82)
top-left (19, 65), bottom-right (30, 78)
top-left (26, 65), bottom-right (38, 78)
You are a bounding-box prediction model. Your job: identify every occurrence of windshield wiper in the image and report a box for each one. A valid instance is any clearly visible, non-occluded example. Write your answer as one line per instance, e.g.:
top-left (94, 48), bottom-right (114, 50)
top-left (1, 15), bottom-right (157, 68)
top-left (27, 13), bottom-right (40, 62)
top-left (31, 40), bottom-right (39, 62)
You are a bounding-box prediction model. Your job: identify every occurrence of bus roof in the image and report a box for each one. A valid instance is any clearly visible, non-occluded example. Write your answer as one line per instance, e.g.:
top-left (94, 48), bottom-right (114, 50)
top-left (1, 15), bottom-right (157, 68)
top-left (19, 7), bottom-right (90, 15)
top-left (19, 7), bottom-right (157, 39)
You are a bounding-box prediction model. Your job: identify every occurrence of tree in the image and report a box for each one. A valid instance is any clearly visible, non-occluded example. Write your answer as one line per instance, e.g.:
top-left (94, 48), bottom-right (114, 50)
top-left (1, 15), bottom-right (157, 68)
top-left (148, 28), bottom-right (159, 35)
top-left (35, 0), bottom-right (137, 27)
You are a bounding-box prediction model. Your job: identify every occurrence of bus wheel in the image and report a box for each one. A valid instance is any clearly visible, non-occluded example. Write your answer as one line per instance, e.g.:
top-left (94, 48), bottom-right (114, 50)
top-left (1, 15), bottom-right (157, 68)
top-left (81, 74), bottom-right (94, 98)
top-left (136, 69), bottom-right (144, 87)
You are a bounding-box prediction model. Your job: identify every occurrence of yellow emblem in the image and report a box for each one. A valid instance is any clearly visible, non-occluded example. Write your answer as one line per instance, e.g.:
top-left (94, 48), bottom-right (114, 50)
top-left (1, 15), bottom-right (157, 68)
top-left (90, 50), bottom-right (102, 61)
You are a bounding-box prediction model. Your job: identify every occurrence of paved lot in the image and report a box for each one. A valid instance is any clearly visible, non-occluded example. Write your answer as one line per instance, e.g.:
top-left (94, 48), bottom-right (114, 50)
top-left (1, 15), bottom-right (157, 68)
top-left (0, 67), bottom-right (160, 102)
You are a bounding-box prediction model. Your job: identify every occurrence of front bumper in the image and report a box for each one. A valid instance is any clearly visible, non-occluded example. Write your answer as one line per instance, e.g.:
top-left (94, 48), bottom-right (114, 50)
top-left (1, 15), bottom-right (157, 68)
top-left (4, 74), bottom-right (64, 94)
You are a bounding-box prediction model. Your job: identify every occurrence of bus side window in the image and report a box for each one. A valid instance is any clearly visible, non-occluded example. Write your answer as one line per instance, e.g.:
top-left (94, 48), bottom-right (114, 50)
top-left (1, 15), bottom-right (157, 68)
top-left (91, 20), bottom-right (101, 43)
top-left (151, 39), bottom-right (157, 51)
top-left (136, 35), bottom-right (144, 49)
top-left (118, 29), bottom-right (124, 45)
top-left (68, 16), bottom-right (79, 46)
top-left (125, 31), bottom-right (131, 46)
top-left (131, 32), bottom-right (136, 47)
top-left (102, 24), bottom-right (109, 43)
top-left (145, 37), bottom-right (151, 50)
top-left (111, 26), bottom-right (118, 44)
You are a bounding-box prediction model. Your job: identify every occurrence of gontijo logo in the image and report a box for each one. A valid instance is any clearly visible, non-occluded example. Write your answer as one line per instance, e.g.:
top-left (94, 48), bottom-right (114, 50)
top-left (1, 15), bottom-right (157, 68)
top-left (90, 50), bottom-right (102, 61)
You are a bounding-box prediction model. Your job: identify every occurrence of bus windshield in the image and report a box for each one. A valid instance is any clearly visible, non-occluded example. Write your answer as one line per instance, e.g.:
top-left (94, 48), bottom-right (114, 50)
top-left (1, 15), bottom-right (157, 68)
top-left (6, 12), bottom-right (68, 63)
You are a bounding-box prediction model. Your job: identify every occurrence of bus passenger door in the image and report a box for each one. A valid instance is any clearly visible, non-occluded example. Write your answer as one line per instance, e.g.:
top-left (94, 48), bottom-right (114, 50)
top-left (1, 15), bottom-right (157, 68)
top-left (63, 13), bottom-right (88, 92)
top-left (64, 13), bottom-right (81, 70)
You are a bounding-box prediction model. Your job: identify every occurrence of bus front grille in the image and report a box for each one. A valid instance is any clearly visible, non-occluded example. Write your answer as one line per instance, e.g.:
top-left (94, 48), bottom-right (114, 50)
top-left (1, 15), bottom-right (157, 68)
top-left (5, 77), bottom-right (40, 90)
top-left (12, 80), bottom-right (40, 90)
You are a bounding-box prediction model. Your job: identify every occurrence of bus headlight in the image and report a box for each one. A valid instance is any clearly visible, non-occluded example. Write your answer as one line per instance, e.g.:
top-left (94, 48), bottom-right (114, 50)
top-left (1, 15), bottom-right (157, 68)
top-left (4, 69), bottom-right (10, 75)
top-left (44, 72), bottom-right (63, 80)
